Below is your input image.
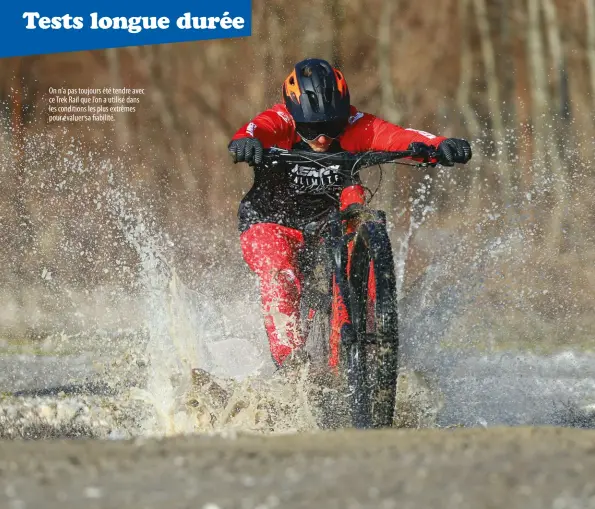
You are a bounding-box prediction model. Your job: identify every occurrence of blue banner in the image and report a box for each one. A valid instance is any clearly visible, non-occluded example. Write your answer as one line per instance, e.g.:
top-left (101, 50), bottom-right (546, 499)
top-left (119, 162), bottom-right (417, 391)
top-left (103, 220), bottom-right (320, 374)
top-left (1, 0), bottom-right (252, 58)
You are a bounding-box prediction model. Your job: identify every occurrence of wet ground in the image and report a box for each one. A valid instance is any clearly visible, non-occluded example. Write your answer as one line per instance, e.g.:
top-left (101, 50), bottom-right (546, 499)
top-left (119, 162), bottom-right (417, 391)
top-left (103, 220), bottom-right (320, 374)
top-left (2, 427), bottom-right (595, 509)
top-left (2, 338), bottom-right (595, 509)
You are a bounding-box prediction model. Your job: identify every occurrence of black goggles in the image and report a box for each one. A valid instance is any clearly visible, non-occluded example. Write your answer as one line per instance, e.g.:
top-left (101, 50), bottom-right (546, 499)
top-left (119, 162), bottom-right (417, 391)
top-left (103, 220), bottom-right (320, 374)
top-left (295, 119), bottom-right (348, 141)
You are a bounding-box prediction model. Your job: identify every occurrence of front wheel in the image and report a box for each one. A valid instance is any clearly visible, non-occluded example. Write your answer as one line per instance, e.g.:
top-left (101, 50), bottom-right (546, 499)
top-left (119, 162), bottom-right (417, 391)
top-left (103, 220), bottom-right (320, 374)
top-left (344, 217), bottom-right (400, 428)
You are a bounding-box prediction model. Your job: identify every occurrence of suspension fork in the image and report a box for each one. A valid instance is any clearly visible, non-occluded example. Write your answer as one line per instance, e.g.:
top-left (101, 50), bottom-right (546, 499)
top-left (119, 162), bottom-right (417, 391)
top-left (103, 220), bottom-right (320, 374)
top-left (328, 184), bottom-right (383, 368)
top-left (327, 214), bottom-right (352, 369)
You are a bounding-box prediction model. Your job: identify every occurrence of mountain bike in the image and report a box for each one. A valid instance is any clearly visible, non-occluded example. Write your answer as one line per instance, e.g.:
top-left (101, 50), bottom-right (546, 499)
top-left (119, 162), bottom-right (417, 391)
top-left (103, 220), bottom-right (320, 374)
top-left (261, 145), bottom-right (437, 428)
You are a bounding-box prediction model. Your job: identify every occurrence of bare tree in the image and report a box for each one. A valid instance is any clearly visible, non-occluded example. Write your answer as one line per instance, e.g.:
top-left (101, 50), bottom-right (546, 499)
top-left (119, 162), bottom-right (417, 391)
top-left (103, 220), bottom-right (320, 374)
top-left (540, 0), bottom-right (569, 249)
top-left (587, 0), bottom-right (595, 111)
top-left (457, 0), bottom-right (484, 216)
top-left (527, 0), bottom-right (567, 250)
top-left (263, 3), bottom-right (286, 106)
top-left (327, 0), bottom-right (345, 68)
top-left (542, 0), bottom-right (565, 115)
top-left (472, 0), bottom-right (512, 207)
top-left (377, 0), bottom-right (401, 125)
top-left (8, 59), bottom-right (34, 312)
top-left (457, 0), bottom-right (481, 139)
top-left (526, 0), bottom-right (549, 160)
top-left (498, 0), bottom-right (518, 154)
top-left (542, 0), bottom-right (571, 158)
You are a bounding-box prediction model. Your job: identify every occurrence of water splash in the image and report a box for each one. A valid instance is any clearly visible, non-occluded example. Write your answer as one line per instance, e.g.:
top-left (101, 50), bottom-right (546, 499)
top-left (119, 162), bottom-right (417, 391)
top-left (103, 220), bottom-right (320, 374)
top-left (394, 174), bottom-right (435, 296)
top-left (398, 222), bottom-right (595, 428)
top-left (104, 172), bottom-right (204, 435)
top-left (7, 130), bottom-right (595, 437)
top-left (105, 171), bottom-right (322, 436)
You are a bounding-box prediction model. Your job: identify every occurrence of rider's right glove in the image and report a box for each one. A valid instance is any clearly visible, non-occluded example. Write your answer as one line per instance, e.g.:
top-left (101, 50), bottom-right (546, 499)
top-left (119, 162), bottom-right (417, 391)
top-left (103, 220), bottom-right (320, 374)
top-left (228, 137), bottom-right (264, 167)
top-left (436, 138), bottom-right (472, 166)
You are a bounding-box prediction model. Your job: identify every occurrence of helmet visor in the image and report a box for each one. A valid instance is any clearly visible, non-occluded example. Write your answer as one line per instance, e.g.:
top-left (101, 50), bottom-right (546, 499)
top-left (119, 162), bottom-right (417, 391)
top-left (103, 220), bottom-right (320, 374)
top-left (295, 119), bottom-right (348, 141)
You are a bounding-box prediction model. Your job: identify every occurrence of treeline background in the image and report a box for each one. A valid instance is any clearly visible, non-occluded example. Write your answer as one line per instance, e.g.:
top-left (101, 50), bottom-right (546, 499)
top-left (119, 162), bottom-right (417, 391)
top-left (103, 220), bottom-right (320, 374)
top-left (0, 0), bottom-right (594, 340)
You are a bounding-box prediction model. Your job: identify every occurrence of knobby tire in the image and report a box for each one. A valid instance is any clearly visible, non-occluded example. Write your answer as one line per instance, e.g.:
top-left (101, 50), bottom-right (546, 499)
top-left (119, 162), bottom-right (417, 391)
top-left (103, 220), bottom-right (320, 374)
top-left (345, 218), bottom-right (399, 428)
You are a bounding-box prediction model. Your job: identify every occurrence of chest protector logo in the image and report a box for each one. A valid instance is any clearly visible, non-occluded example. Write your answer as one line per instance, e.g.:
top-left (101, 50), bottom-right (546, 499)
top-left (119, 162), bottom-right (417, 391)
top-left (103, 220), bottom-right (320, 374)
top-left (289, 164), bottom-right (343, 194)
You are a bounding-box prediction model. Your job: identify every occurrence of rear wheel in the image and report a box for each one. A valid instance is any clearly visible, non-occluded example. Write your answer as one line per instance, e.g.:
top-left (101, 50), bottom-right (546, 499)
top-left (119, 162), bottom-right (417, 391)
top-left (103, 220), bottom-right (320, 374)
top-left (344, 217), bottom-right (399, 428)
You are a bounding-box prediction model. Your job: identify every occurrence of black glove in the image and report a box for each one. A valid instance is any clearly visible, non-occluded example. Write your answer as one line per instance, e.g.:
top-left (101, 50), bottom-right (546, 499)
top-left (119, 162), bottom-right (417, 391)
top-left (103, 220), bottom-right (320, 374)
top-left (436, 138), bottom-right (472, 166)
top-left (228, 137), bottom-right (264, 166)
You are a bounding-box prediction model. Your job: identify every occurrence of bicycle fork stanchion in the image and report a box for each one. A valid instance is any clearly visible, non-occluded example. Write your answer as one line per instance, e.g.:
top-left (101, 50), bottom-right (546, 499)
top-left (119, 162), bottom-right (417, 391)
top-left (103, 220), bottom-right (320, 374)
top-left (327, 215), bottom-right (354, 369)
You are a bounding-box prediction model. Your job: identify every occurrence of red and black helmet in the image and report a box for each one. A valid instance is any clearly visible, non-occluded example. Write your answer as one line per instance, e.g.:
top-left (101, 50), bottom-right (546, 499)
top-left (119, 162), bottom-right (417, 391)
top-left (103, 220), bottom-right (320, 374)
top-left (282, 58), bottom-right (350, 137)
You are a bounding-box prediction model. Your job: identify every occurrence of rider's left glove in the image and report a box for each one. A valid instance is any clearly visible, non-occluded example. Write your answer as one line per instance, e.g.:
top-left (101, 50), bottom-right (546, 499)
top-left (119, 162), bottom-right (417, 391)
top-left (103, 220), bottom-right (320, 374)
top-left (228, 137), bottom-right (264, 167)
top-left (436, 138), bottom-right (472, 166)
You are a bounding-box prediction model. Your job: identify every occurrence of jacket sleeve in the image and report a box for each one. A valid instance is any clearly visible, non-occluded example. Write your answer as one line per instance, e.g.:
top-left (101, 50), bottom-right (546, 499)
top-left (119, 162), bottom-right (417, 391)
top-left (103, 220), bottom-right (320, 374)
top-left (341, 111), bottom-right (447, 152)
top-left (230, 105), bottom-right (294, 149)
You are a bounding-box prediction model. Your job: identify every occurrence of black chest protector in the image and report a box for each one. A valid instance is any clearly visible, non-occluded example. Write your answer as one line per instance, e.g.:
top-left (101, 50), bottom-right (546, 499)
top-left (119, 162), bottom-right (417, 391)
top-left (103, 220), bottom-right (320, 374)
top-left (238, 140), bottom-right (358, 232)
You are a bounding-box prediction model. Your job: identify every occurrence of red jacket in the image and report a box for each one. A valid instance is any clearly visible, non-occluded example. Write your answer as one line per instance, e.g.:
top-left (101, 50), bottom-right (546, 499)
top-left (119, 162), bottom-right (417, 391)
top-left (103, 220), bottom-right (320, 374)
top-left (232, 104), bottom-right (447, 233)
top-left (231, 104), bottom-right (446, 151)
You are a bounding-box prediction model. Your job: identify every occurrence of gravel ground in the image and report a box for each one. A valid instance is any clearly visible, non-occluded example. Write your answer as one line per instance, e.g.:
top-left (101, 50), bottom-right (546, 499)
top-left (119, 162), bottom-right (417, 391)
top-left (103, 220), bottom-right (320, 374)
top-left (0, 347), bottom-right (594, 509)
top-left (2, 427), bottom-right (595, 509)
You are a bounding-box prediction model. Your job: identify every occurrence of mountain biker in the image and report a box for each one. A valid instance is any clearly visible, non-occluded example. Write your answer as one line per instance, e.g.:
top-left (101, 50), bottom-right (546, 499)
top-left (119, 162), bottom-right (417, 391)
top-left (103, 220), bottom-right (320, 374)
top-left (228, 57), bottom-right (472, 369)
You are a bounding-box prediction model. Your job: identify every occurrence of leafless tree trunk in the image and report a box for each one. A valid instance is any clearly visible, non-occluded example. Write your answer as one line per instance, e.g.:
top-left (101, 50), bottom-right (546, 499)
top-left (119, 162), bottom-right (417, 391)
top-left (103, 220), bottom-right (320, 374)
top-left (376, 0), bottom-right (402, 219)
top-left (263, 4), bottom-right (285, 105)
top-left (472, 0), bottom-right (512, 207)
top-left (542, 0), bottom-right (563, 110)
top-left (457, 0), bottom-right (484, 217)
top-left (542, 0), bottom-right (571, 151)
top-left (527, 0), bottom-right (548, 161)
top-left (527, 0), bottom-right (567, 250)
top-left (9, 60), bottom-right (34, 314)
top-left (457, 0), bottom-right (481, 139)
top-left (540, 0), bottom-right (569, 249)
top-left (526, 0), bottom-right (549, 240)
top-left (327, 0), bottom-right (345, 68)
top-left (586, 0), bottom-right (595, 111)
top-left (498, 0), bottom-right (518, 154)
top-left (377, 0), bottom-right (400, 125)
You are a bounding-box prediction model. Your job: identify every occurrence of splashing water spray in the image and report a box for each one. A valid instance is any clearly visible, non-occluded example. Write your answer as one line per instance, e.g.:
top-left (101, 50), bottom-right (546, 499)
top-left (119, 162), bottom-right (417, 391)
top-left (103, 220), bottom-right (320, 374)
top-left (105, 175), bottom-right (201, 435)
top-left (394, 174), bottom-right (435, 296)
top-left (104, 161), bottom-right (322, 436)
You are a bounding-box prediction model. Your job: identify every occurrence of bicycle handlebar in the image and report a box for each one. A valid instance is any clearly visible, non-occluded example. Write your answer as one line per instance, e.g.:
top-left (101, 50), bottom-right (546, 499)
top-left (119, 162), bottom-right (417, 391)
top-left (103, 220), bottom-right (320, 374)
top-left (261, 146), bottom-right (439, 173)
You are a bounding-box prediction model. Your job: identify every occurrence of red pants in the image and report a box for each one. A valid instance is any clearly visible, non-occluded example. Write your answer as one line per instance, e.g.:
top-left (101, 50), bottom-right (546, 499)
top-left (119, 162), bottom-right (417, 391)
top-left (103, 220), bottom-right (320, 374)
top-left (240, 223), bottom-right (306, 366)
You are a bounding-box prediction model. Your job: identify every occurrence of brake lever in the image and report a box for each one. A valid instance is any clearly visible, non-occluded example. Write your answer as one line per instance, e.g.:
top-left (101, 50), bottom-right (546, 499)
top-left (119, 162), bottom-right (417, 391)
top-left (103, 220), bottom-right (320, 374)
top-left (408, 142), bottom-right (440, 167)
